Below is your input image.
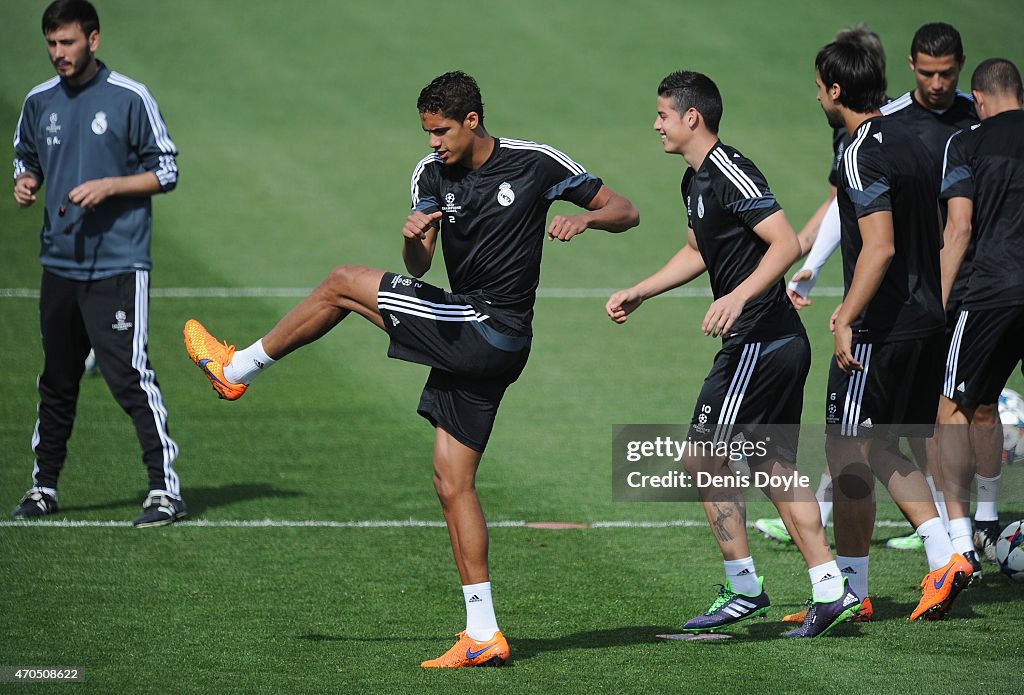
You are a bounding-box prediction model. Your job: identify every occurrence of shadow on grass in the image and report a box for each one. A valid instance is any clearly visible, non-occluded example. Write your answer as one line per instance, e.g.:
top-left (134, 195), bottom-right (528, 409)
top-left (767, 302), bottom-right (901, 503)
top-left (295, 620), bottom-right (867, 659)
top-left (59, 482), bottom-right (304, 516)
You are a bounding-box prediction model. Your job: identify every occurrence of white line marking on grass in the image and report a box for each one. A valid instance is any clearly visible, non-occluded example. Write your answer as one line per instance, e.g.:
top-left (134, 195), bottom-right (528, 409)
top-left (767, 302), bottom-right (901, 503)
top-left (0, 287), bottom-right (847, 300)
top-left (0, 519), bottom-right (911, 529)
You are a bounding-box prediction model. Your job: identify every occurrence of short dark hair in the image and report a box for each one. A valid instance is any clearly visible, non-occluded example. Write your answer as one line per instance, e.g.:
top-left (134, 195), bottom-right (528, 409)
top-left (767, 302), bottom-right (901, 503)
top-left (972, 58), bottom-right (1023, 98)
top-left (815, 40), bottom-right (887, 113)
top-left (657, 70), bottom-right (723, 135)
top-left (417, 71), bottom-right (484, 124)
top-left (833, 23), bottom-right (886, 73)
top-left (42, 0), bottom-right (99, 36)
top-left (911, 22), bottom-right (964, 63)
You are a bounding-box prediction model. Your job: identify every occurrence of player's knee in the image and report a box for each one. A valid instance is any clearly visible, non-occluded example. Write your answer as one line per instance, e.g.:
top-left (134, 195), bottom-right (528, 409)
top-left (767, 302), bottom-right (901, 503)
top-left (322, 264), bottom-right (374, 298)
top-left (432, 470), bottom-right (473, 505)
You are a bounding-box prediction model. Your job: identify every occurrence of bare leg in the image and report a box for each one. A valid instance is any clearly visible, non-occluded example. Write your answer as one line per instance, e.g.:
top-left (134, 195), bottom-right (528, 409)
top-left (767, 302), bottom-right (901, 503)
top-left (971, 403), bottom-right (1002, 479)
top-left (937, 395), bottom-right (974, 521)
top-left (262, 265), bottom-right (387, 359)
top-left (692, 455), bottom-right (749, 560)
top-left (870, 439), bottom-right (942, 527)
top-left (759, 458), bottom-right (832, 568)
top-left (827, 435), bottom-right (876, 558)
top-left (432, 427), bottom-right (489, 584)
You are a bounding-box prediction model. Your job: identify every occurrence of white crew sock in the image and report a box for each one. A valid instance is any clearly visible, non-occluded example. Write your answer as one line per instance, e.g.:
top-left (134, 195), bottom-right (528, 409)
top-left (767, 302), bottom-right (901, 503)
top-left (974, 474), bottom-right (1001, 522)
top-left (463, 582), bottom-right (499, 641)
top-left (34, 486), bottom-right (58, 501)
top-left (723, 557), bottom-right (760, 596)
top-left (837, 555), bottom-right (869, 600)
top-left (816, 473), bottom-right (833, 528)
top-left (917, 516), bottom-right (956, 571)
top-left (224, 339), bottom-right (275, 385)
top-left (925, 476), bottom-right (949, 529)
top-left (948, 516), bottom-right (975, 556)
top-left (809, 560), bottom-right (844, 602)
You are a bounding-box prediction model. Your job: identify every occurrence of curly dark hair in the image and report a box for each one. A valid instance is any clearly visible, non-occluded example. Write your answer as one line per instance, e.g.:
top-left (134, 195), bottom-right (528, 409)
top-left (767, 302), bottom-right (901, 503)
top-left (417, 71), bottom-right (484, 125)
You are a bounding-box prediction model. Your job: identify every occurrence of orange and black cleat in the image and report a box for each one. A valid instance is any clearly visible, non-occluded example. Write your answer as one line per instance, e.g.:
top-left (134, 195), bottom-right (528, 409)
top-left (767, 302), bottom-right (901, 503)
top-left (184, 319), bottom-right (248, 401)
top-left (910, 553), bottom-right (973, 621)
top-left (420, 631), bottom-right (510, 668)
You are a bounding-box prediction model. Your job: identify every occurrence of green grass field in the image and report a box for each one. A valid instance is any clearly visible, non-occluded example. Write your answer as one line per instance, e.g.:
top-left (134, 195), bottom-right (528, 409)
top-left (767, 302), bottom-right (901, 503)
top-left (2, 1), bottom-right (1024, 692)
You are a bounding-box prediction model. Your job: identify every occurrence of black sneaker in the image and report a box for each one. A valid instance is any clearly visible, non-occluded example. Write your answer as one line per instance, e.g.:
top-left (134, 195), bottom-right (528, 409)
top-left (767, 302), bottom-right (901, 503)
top-left (963, 550), bottom-right (983, 584)
top-left (681, 577), bottom-right (770, 632)
top-left (12, 488), bottom-right (58, 519)
top-left (784, 579), bottom-right (861, 638)
top-left (974, 521), bottom-right (1001, 563)
top-left (133, 493), bottom-right (187, 528)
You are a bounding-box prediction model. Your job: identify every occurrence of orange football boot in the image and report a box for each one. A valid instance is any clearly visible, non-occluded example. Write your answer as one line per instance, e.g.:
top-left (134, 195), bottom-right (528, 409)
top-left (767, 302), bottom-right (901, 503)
top-left (420, 631), bottom-right (509, 668)
top-left (183, 319), bottom-right (248, 401)
top-left (910, 553), bottom-right (972, 621)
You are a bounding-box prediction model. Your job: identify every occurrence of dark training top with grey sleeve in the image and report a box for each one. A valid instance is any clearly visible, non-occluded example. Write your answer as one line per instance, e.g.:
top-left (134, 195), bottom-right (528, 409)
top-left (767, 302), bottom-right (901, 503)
top-left (940, 110), bottom-right (1024, 310)
top-left (836, 116), bottom-right (945, 341)
top-left (13, 62), bottom-right (178, 280)
top-left (681, 141), bottom-right (805, 344)
top-left (410, 137), bottom-right (602, 336)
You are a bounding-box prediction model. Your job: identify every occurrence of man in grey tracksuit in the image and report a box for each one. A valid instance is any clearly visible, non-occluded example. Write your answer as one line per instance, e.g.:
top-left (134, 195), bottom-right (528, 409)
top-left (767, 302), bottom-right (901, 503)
top-left (12, 0), bottom-right (183, 527)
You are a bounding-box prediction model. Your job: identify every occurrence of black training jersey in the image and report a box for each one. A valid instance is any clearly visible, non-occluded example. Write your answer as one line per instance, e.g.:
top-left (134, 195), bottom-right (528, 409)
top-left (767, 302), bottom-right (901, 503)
top-left (410, 137), bottom-right (602, 336)
top-left (836, 117), bottom-right (945, 341)
top-left (828, 126), bottom-right (852, 188)
top-left (881, 91), bottom-right (979, 310)
top-left (940, 110), bottom-right (1024, 310)
top-left (682, 141), bottom-right (805, 343)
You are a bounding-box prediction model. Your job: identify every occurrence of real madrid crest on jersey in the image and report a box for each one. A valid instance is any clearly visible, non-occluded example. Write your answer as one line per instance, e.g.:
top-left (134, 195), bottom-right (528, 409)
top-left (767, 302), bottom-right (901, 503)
top-left (91, 111), bottom-right (108, 135)
top-left (697, 194), bottom-right (705, 219)
top-left (496, 182), bottom-right (515, 207)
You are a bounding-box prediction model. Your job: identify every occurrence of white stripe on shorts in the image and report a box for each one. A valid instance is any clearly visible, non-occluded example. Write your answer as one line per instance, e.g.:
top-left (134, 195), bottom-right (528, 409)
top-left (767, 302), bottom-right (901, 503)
top-left (377, 291), bottom-right (490, 323)
top-left (943, 310), bottom-right (968, 398)
top-left (713, 342), bottom-right (761, 443)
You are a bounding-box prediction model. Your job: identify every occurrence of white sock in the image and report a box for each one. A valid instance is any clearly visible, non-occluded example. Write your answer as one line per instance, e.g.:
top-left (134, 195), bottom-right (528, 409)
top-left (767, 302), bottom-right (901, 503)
top-left (723, 557), bottom-right (760, 596)
top-left (917, 516), bottom-right (956, 571)
top-left (224, 339), bottom-right (275, 385)
top-left (34, 486), bottom-right (58, 501)
top-left (948, 516), bottom-right (975, 556)
top-left (926, 476), bottom-right (949, 529)
top-left (816, 474), bottom-right (833, 528)
top-left (809, 560), bottom-right (844, 602)
top-left (974, 474), bottom-right (1001, 522)
top-left (463, 582), bottom-right (499, 641)
top-left (837, 555), bottom-right (869, 599)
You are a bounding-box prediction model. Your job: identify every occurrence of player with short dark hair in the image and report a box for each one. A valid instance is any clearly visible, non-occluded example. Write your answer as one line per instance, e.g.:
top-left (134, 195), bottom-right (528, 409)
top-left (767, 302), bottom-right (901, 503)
top-left (814, 39), bottom-right (973, 621)
top-left (11, 0), bottom-right (183, 527)
top-left (937, 57), bottom-right (1024, 564)
top-left (184, 70), bottom-right (639, 667)
top-left (607, 70), bottom-right (860, 638)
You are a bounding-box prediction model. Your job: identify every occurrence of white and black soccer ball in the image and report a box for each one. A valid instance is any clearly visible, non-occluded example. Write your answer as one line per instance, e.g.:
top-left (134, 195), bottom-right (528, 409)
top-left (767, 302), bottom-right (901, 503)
top-left (997, 389), bottom-right (1024, 464)
top-left (996, 519), bottom-right (1024, 581)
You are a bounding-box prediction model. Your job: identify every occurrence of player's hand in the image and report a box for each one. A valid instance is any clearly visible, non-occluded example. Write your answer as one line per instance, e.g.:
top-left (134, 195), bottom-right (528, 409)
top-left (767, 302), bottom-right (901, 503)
top-left (702, 292), bottom-right (745, 337)
top-left (786, 269), bottom-right (813, 309)
top-left (69, 177), bottom-right (117, 210)
top-left (606, 288), bottom-right (643, 324)
top-left (547, 214), bottom-right (588, 242)
top-left (13, 175), bottom-right (39, 207)
top-left (831, 309), bottom-right (862, 374)
top-left (402, 210), bottom-right (441, 241)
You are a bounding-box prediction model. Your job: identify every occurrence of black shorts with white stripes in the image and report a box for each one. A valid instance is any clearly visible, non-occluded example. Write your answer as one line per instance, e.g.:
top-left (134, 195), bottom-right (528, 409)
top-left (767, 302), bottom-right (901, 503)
top-left (943, 306), bottom-right (1024, 409)
top-left (825, 335), bottom-right (943, 440)
top-left (377, 272), bottom-right (531, 452)
top-left (687, 333), bottom-right (809, 463)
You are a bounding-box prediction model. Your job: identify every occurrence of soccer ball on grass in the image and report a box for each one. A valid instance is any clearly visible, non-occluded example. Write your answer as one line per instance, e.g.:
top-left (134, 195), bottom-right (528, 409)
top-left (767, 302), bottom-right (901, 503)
top-left (996, 519), bottom-right (1024, 581)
